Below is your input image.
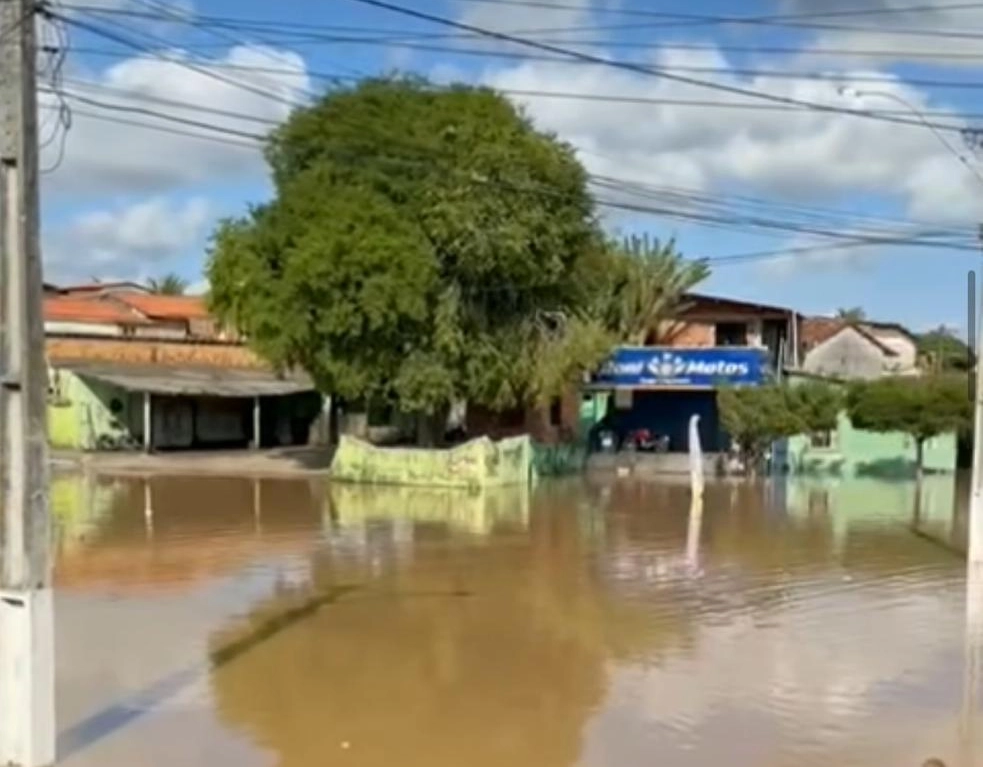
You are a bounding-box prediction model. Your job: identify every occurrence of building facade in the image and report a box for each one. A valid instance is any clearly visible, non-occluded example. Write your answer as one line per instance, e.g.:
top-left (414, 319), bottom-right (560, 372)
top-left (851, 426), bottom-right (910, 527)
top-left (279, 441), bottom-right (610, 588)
top-left (44, 284), bottom-right (323, 452)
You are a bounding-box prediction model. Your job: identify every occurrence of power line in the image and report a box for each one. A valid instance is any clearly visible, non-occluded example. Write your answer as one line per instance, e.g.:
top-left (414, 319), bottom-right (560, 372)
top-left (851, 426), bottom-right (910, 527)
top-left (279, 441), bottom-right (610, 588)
top-left (37, 101), bottom-right (263, 147)
top-left (54, 12), bottom-right (309, 109)
top-left (39, 102), bottom-right (980, 273)
top-left (46, 89), bottom-right (270, 139)
top-left (46, 76), bottom-right (977, 242)
top-left (55, 65), bottom-right (983, 124)
top-left (66, 37), bottom-right (983, 94)
top-left (62, 0), bottom-right (983, 39)
top-left (41, 94), bottom-right (983, 256)
top-left (343, 0), bottom-right (971, 134)
top-left (64, 35), bottom-right (983, 64)
top-left (443, 0), bottom-right (983, 41)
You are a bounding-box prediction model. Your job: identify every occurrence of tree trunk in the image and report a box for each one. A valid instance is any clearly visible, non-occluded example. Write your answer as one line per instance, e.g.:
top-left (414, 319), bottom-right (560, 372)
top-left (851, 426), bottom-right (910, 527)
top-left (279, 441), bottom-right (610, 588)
top-left (328, 396), bottom-right (341, 446)
top-left (915, 437), bottom-right (925, 487)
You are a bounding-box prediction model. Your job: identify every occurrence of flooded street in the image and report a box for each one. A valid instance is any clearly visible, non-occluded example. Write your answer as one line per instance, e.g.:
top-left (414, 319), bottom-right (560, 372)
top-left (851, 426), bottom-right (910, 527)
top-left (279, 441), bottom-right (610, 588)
top-left (51, 472), bottom-right (979, 767)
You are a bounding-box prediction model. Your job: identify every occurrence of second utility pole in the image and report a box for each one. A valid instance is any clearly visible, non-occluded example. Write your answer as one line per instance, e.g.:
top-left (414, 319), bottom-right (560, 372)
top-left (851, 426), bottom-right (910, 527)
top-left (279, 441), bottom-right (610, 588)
top-left (0, 0), bottom-right (55, 765)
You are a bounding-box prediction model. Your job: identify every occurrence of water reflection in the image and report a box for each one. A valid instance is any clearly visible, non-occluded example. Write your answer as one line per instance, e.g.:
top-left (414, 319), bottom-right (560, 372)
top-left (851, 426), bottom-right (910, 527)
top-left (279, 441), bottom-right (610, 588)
top-left (51, 472), bottom-right (981, 767)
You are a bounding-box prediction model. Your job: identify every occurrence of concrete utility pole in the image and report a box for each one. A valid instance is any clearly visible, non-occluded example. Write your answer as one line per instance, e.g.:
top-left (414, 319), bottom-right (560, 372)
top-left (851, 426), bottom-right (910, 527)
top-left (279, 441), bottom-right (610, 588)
top-left (0, 0), bottom-right (56, 764)
top-left (971, 225), bottom-right (983, 570)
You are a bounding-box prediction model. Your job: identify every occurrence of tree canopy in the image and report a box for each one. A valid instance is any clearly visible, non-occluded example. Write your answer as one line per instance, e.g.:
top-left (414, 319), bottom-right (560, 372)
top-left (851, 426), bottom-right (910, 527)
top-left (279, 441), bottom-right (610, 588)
top-left (206, 77), bottom-right (706, 441)
top-left (845, 375), bottom-right (970, 477)
top-left (718, 381), bottom-right (842, 475)
top-left (146, 273), bottom-right (188, 295)
top-left (836, 306), bottom-right (866, 322)
top-left (917, 325), bottom-right (970, 372)
top-left (592, 234), bottom-right (708, 346)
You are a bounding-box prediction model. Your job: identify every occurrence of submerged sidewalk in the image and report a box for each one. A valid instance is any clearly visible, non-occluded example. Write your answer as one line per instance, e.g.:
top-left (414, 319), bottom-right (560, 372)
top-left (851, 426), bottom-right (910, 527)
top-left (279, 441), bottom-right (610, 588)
top-left (51, 446), bottom-right (333, 478)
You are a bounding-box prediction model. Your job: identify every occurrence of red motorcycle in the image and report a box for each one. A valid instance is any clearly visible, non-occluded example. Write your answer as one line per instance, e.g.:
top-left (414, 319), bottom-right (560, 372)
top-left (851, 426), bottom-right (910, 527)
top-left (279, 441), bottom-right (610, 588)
top-left (624, 429), bottom-right (669, 453)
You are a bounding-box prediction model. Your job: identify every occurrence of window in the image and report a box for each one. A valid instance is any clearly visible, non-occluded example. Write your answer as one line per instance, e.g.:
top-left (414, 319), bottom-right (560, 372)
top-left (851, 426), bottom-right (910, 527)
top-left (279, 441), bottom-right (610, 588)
top-left (810, 430), bottom-right (833, 449)
top-left (715, 322), bottom-right (748, 346)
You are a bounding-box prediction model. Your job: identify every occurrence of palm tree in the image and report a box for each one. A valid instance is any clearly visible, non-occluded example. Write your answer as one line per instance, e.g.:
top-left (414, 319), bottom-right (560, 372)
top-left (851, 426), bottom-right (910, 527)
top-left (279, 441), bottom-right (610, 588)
top-left (597, 234), bottom-right (710, 345)
top-left (146, 273), bottom-right (189, 296)
top-left (835, 306), bottom-right (866, 323)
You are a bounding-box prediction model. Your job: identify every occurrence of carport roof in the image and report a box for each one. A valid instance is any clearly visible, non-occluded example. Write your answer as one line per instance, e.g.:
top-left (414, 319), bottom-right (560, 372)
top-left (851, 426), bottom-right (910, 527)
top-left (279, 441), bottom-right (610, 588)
top-left (60, 363), bottom-right (314, 397)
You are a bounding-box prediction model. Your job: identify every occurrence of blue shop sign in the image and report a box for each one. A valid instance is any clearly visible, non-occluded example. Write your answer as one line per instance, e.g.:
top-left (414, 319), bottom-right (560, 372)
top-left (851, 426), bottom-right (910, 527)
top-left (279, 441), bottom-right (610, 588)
top-left (591, 346), bottom-right (768, 388)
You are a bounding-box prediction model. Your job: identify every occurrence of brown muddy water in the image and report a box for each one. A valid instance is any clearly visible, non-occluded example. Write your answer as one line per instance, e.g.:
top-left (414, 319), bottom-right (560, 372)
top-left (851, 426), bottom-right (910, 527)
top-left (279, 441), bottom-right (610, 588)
top-left (51, 472), bottom-right (979, 766)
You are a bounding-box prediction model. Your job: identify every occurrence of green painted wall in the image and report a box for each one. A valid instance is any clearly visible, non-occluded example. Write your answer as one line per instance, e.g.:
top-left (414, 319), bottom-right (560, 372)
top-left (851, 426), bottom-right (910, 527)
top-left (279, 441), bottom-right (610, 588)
top-left (47, 368), bottom-right (139, 450)
top-left (785, 411), bottom-right (956, 477)
top-left (330, 434), bottom-right (534, 489)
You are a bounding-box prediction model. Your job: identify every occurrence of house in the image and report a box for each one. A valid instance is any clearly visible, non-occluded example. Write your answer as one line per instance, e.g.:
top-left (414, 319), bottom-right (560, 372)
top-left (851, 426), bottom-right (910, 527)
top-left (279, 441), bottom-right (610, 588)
top-left (798, 316), bottom-right (920, 380)
top-left (43, 283), bottom-right (323, 452)
top-left (783, 317), bottom-right (952, 478)
top-left (656, 292), bottom-right (800, 370)
top-left (465, 291), bottom-right (801, 475)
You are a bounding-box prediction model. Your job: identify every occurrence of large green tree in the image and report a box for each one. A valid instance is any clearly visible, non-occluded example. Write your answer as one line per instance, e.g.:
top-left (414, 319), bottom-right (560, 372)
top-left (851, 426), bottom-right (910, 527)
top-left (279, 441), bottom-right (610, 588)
top-left (207, 77), bottom-right (619, 444)
top-left (845, 375), bottom-right (969, 481)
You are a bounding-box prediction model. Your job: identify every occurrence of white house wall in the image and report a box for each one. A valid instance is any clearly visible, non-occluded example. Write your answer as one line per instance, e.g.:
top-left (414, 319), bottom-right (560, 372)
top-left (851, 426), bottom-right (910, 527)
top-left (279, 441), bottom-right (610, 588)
top-left (802, 327), bottom-right (886, 380)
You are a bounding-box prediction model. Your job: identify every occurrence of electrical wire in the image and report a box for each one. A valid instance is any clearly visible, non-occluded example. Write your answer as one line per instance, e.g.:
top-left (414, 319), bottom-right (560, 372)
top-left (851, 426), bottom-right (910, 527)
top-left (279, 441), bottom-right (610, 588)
top-left (38, 101), bottom-right (263, 148)
top-left (436, 0), bottom-right (983, 41)
top-left (61, 0), bottom-right (983, 40)
top-left (65, 38), bottom-right (983, 96)
top-left (36, 1), bottom-right (72, 174)
top-left (46, 76), bottom-right (977, 244)
top-left (57, 66), bottom-right (983, 124)
top-left (36, 92), bottom-right (981, 260)
top-left (47, 7), bottom-right (983, 272)
top-left (38, 101), bottom-right (977, 276)
top-left (60, 2), bottom-right (983, 68)
top-left (54, 11), bottom-right (309, 109)
top-left (343, 0), bottom-right (969, 134)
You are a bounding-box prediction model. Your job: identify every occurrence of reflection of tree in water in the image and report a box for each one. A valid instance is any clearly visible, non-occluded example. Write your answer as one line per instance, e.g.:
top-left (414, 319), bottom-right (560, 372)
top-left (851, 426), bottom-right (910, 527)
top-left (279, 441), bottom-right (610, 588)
top-left (208, 484), bottom-right (690, 767)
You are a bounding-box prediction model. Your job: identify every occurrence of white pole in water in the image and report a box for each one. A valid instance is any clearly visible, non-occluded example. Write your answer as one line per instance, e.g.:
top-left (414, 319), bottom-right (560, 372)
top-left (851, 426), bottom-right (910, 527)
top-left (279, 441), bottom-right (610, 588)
top-left (0, 0), bottom-right (55, 764)
top-left (688, 414), bottom-right (704, 501)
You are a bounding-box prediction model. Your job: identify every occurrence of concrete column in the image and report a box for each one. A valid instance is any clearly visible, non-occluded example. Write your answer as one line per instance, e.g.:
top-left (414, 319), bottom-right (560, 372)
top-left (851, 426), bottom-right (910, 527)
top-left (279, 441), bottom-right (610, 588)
top-left (253, 396), bottom-right (261, 450)
top-left (143, 391), bottom-right (152, 453)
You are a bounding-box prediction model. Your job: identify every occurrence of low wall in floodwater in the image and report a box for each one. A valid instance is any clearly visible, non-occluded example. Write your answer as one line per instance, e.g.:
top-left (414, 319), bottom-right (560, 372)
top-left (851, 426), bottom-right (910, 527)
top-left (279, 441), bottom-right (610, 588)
top-left (329, 434), bottom-right (534, 489)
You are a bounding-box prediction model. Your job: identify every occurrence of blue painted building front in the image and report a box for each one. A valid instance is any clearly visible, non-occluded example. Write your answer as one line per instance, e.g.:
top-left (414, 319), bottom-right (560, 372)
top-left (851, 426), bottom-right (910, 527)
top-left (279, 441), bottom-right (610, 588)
top-left (585, 346), bottom-right (771, 454)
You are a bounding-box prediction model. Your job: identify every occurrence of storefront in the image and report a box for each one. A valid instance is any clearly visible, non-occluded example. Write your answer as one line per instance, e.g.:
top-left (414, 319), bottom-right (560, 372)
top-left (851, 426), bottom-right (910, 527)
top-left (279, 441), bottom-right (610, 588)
top-left (585, 346), bottom-right (769, 454)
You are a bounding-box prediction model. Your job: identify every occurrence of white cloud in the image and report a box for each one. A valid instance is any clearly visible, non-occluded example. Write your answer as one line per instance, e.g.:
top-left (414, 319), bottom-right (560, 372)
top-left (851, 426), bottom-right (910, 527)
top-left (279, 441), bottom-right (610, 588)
top-left (41, 44), bottom-right (311, 197)
top-left (45, 196), bottom-right (212, 281)
top-left (477, 45), bottom-right (983, 236)
top-left (780, 0), bottom-right (983, 68)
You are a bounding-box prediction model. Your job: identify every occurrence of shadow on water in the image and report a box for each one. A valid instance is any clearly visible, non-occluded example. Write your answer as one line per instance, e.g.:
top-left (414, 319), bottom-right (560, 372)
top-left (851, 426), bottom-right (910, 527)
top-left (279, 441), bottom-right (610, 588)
top-left (51, 470), bottom-right (983, 767)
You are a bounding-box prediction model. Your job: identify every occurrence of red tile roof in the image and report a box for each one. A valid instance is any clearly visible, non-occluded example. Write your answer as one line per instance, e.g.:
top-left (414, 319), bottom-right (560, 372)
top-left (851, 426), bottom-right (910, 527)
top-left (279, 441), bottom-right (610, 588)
top-left (44, 296), bottom-right (148, 325)
top-left (800, 317), bottom-right (897, 356)
top-left (111, 294), bottom-right (210, 321)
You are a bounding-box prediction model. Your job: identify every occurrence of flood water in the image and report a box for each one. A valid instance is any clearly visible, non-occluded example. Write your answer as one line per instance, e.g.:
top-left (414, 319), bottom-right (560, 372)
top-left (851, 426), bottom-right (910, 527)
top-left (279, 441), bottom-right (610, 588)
top-left (50, 471), bottom-right (981, 766)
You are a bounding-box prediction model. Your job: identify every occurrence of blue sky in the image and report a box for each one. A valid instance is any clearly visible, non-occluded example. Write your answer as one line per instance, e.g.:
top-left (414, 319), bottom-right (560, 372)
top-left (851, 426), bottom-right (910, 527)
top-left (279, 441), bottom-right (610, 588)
top-left (38, 0), bottom-right (983, 333)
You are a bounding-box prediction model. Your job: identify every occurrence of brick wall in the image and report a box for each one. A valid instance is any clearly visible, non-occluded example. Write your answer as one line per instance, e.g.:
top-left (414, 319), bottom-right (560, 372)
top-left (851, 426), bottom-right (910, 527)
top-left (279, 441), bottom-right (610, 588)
top-left (46, 336), bottom-right (267, 369)
top-left (655, 320), bottom-right (715, 347)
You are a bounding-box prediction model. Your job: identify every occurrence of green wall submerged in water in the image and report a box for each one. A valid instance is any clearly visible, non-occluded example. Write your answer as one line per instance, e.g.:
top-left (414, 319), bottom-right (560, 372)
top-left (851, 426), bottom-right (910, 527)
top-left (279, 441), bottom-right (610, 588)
top-left (329, 434), bottom-right (534, 489)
